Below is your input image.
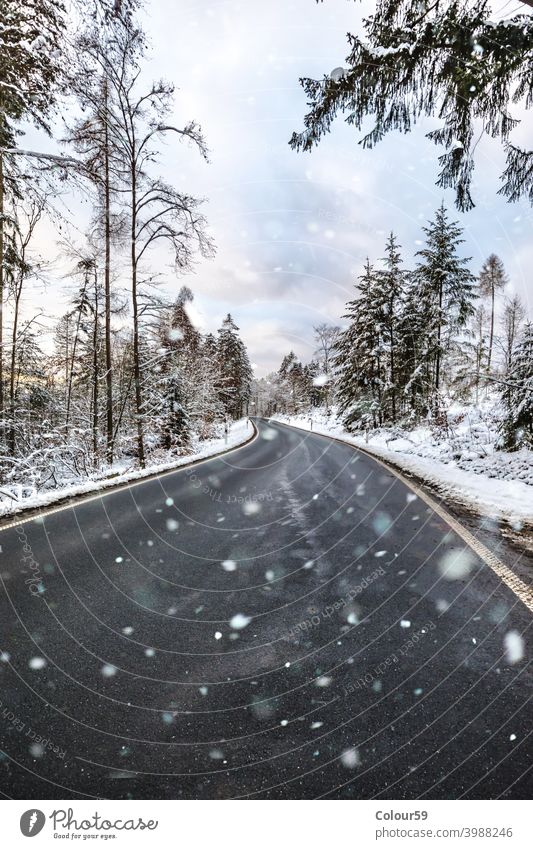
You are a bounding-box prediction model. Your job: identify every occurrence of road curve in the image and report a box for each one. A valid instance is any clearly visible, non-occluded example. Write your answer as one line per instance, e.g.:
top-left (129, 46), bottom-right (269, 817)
top-left (0, 418), bottom-right (530, 799)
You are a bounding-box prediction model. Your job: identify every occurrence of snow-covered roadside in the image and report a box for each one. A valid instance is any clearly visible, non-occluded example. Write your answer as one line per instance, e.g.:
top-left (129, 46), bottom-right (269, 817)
top-left (271, 412), bottom-right (533, 529)
top-left (0, 419), bottom-right (254, 521)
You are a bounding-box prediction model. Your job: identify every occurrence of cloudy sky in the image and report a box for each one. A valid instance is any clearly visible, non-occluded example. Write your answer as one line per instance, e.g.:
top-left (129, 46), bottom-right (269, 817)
top-left (28, 0), bottom-right (533, 374)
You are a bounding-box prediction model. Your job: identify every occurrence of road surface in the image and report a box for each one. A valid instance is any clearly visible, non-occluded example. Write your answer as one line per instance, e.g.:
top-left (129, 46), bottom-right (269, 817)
top-left (0, 418), bottom-right (530, 799)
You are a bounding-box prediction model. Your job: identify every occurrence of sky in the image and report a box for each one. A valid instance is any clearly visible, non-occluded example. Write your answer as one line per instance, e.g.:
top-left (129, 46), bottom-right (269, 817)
top-left (25, 0), bottom-right (533, 375)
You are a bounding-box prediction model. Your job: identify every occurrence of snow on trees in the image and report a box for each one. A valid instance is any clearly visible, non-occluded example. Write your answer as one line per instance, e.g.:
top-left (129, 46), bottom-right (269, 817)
top-left (478, 254), bottom-right (509, 374)
top-left (0, 1), bottom-right (257, 508)
top-left (0, 0), bottom-right (66, 421)
top-left (501, 323), bottom-right (533, 451)
top-left (216, 315), bottom-right (253, 420)
top-left (291, 0), bottom-right (533, 212)
top-left (332, 206), bottom-right (484, 431)
top-left (412, 204), bottom-right (477, 397)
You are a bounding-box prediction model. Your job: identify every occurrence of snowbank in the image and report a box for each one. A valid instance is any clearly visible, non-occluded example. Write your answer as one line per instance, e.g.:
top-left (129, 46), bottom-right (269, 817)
top-left (271, 411), bottom-right (533, 528)
top-left (0, 419), bottom-right (254, 521)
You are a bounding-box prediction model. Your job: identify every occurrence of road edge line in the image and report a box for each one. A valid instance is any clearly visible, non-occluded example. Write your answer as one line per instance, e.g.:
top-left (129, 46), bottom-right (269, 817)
top-left (274, 418), bottom-right (533, 613)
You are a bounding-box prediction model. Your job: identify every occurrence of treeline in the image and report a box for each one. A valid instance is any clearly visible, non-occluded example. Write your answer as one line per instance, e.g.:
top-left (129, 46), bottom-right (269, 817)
top-left (0, 0), bottom-right (252, 495)
top-left (258, 205), bottom-right (532, 451)
top-left (252, 324), bottom-right (339, 416)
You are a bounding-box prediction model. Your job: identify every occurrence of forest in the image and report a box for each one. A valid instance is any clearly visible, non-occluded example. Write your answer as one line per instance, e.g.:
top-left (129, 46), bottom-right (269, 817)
top-left (0, 0), bottom-right (252, 506)
top-left (1, 0), bottom-right (532, 514)
top-left (257, 204), bottom-right (532, 454)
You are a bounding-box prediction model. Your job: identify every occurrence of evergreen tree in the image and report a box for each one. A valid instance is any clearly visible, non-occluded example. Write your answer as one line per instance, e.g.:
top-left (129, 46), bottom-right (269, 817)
top-left (216, 315), bottom-right (252, 419)
top-left (156, 287), bottom-right (221, 441)
top-left (395, 274), bottom-right (431, 418)
top-left (278, 351), bottom-right (307, 413)
top-left (334, 260), bottom-right (384, 429)
top-left (304, 360), bottom-right (323, 407)
top-left (165, 287), bottom-right (201, 358)
top-left (291, 1), bottom-right (533, 211)
top-left (413, 204), bottom-right (477, 397)
top-left (0, 0), bottom-right (66, 150)
top-left (500, 323), bottom-right (533, 450)
top-left (160, 374), bottom-right (190, 451)
top-left (193, 334), bottom-right (225, 435)
top-left (374, 233), bottom-right (406, 422)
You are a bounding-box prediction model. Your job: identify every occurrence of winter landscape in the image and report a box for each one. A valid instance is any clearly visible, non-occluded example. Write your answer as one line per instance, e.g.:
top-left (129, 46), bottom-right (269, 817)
top-left (0, 0), bottom-right (531, 806)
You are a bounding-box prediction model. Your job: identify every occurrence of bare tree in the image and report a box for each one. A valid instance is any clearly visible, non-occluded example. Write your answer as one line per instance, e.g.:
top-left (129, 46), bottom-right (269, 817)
top-left (5, 198), bottom-right (45, 453)
top-left (0, 0), bottom-right (66, 430)
top-left (67, 6), bottom-right (135, 464)
top-left (314, 323), bottom-right (340, 408)
top-left (106, 27), bottom-right (214, 466)
top-left (478, 254), bottom-right (508, 373)
top-left (499, 294), bottom-right (526, 376)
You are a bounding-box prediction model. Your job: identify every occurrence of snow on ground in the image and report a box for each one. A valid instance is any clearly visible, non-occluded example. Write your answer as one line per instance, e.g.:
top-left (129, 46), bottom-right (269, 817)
top-left (271, 409), bottom-right (533, 528)
top-left (0, 419), bottom-right (253, 520)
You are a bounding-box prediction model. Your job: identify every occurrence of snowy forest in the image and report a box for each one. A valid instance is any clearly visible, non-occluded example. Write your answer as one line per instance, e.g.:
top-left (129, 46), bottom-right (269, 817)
top-left (1, 0), bottom-right (532, 809)
top-left (1, 0), bottom-right (532, 516)
top-left (256, 203), bottom-right (532, 453)
top-left (0, 0), bottom-right (252, 506)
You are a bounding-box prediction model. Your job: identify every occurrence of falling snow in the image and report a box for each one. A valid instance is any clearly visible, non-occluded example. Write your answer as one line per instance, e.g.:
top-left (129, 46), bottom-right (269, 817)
top-left (229, 613), bottom-right (252, 630)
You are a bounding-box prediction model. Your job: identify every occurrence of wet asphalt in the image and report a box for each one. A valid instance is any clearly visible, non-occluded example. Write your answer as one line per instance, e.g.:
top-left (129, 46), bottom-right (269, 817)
top-left (0, 418), bottom-right (530, 799)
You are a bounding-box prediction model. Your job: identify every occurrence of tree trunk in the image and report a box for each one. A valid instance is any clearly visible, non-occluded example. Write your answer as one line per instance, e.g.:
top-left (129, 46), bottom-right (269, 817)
top-left (92, 270), bottom-right (99, 466)
top-left (66, 301), bottom-right (84, 434)
top-left (435, 281), bottom-right (443, 393)
top-left (103, 78), bottom-right (114, 465)
top-left (8, 285), bottom-right (22, 455)
top-left (0, 151), bottom-right (4, 430)
top-left (131, 162), bottom-right (145, 467)
top-left (487, 283), bottom-right (495, 373)
top-left (389, 295), bottom-right (396, 424)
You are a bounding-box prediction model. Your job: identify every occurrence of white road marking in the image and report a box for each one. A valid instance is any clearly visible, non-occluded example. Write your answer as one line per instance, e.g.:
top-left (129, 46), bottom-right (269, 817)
top-left (278, 420), bottom-right (533, 613)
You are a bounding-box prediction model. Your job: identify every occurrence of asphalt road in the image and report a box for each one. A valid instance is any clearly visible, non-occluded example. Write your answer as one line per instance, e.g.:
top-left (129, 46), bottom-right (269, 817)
top-left (0, 418), bottom-right (531, 799)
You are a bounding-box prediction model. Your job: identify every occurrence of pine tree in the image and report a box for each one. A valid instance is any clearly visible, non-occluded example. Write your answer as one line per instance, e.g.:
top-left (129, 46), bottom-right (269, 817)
top-left (395, 274), bottom-right (431, 418)
top-left (156, 287), bottom-right (214, 443)
top-left (278, 352), bottom-right (307, 413)
top-left (500, 323), bottom-right (533, 451)
top-left (216, 315), bottom-right (252, 419)
top-left (334, 260), bottom-right (384, 429)
top-left (161, 374), bottom-right (191, 451)
top-left (0, 0), bottom-right (65, 149)
top-left (165, 287), bottom-right (201, 358)
top-left (413, 204), bottom-right (477, 398)
top-left (193, 334), bottom-right (225, 436)
top-left (374, 233), bottom-right (406, 423)
top-left (291, 1), bottom-right (533, 211)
